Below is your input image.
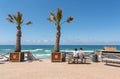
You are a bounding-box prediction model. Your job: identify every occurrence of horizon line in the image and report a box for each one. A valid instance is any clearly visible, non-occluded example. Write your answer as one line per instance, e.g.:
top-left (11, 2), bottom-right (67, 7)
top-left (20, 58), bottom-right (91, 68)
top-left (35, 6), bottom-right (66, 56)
top-left (0, 44), bottom-right (120, 46)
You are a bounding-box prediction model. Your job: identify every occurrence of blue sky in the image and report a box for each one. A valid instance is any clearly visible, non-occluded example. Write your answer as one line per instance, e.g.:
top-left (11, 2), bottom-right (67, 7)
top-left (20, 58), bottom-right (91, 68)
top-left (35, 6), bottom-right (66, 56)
top-left (0, 0), bottom-right (120, 45)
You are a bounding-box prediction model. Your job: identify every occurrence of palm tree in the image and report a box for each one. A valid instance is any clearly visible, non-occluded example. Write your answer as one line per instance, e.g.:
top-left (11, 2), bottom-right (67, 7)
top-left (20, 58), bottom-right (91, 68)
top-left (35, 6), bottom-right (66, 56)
top-left (48, 8), bottom-right (74, 52)
top-left (7, 12), bottom-right (32, 52)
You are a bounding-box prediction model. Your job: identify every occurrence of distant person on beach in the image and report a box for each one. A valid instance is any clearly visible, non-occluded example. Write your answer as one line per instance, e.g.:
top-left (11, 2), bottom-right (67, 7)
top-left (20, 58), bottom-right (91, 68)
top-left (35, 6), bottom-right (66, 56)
top-left (73, 48), bottom-right (79, 62)
top-left (79, 48), bottom-right (85, 63)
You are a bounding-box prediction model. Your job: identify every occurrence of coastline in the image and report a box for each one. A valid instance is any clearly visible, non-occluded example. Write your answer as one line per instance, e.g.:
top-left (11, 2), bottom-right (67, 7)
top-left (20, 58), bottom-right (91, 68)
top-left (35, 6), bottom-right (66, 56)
top-left (1, 45), bottom-right (120, 59)
top-left (0, 59), bottom-right (120, 79)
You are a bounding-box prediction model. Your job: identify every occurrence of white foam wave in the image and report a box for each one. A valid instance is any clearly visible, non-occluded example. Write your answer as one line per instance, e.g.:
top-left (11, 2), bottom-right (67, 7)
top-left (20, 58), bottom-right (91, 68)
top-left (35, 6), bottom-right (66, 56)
top-left (44, 50), bottom-right (51, 52)
top-left (60, 50), bottom-right (74, 52)
top-left (60, 50), bottom-right (94, 53)
top-left (21, 50), bottom-right (30, 52)
top-left (3, 49), bottom-right (11, 51)
top-left (36, 49), bottom-right (43, 51)
top-left (83, 50), bottom-right (94, 53)
top-left (21, 49), bottom-right (43, 52)
top-left (35, 54), bottom-right (50, 57)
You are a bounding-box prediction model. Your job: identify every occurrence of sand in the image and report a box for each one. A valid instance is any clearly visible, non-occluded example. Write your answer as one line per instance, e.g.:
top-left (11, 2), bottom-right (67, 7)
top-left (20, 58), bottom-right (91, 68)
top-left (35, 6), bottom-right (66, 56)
top-left (0, 59), bottom-right (120, 79)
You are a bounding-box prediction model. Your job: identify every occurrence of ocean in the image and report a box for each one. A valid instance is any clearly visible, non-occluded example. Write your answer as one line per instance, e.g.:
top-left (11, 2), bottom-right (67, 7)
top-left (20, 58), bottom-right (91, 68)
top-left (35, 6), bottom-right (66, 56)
top-left (0, 45), bottom-right (120, 59)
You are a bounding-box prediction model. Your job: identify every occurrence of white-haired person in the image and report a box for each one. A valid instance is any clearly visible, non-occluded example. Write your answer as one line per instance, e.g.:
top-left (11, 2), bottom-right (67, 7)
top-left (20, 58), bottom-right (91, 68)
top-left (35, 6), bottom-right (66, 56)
top-left (79, 48), bottom-right (85, 63)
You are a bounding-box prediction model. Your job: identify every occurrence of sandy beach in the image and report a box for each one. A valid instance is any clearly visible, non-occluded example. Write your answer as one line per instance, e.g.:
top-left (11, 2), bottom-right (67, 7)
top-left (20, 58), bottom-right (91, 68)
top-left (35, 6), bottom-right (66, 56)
top-left (0, 59), bottom-right (120, 79)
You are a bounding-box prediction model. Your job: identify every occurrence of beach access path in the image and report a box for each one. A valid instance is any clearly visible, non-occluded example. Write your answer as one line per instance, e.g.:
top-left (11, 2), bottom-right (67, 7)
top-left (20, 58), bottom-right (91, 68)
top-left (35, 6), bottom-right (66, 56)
top-left (0, 59), bottom-right (120, 79)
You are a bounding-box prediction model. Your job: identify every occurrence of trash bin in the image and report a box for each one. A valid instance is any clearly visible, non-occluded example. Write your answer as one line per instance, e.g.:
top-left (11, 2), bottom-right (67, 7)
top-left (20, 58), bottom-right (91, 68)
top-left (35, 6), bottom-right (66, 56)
top-left (92, 54), bottom-right (98, 62)
top-left (95, 50), bottom-right (102, 62)
top-left (97, 54), bottom-right (102, 62)
top-left (61, 53), bottom-right (66, 62)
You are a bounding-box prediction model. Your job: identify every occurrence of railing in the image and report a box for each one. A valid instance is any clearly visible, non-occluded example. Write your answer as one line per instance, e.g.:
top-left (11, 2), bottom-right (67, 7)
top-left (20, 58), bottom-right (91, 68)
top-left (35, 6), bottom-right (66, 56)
top-left (102, 53), bottom-right (120, 59)
top-left (24, 51), bottom-right (40, 61)
top-left (0, 53), bottom-right (9, 61)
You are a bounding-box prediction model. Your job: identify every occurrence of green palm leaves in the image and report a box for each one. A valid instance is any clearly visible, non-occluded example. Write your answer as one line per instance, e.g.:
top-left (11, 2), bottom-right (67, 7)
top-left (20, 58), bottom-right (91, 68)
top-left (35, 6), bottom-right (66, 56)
top-left (48, 8), bottom-right (74, 26)
top-left (67, 16), bottom-right (74, 23)
top-left (7, 12), bottom-right (32, 26)
top-left (57, 8), bottom-right (62, 25)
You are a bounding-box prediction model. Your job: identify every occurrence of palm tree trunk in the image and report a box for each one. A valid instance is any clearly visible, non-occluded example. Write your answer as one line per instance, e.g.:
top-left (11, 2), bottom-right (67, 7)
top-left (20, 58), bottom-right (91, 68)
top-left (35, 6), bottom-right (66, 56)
top-left (15, 26), bottom-right (21, 52)
top-left (54, 25), bottom-right (61, 52)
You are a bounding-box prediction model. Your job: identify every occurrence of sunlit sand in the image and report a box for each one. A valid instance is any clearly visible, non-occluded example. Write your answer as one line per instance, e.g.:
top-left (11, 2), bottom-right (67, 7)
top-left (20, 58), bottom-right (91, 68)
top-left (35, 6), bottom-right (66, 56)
top-left (0, 59), bottom-right (120, 79)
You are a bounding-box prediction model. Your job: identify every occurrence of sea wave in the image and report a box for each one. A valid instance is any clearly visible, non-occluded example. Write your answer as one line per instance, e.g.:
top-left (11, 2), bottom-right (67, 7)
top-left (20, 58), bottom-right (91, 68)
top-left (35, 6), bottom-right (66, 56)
top-left (35, 54), bottom-right (50, 57)
top-left (83, 50), bottom-right (94, 53)
top-left (21, 49), bottom-right (43, 52)
top-left (35, 49), bottom-right (43, 51)
top-left (61, 50), bottom-right (74, 52)
top-left (60, 49), bottom-right (94, 53)
top-left (44, 50), bottom-right (51, 52)
top-left (3, 49), bottom-right (11, 51)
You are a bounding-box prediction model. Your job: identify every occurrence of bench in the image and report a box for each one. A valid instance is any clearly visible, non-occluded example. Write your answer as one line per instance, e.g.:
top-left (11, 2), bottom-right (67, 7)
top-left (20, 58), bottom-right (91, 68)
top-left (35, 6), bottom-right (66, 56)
top-left (102, 53), bottom-right (120, 64)
top-left (103, 58), bottom-right (120, 64)
top-left (68, 54), bottom-right (91, 64)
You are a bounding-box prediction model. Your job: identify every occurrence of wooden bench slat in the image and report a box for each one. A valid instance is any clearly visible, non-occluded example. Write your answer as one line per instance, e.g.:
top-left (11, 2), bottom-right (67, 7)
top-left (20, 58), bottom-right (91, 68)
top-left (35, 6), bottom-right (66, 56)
top-left (68, 56), bottom-right (91, 64)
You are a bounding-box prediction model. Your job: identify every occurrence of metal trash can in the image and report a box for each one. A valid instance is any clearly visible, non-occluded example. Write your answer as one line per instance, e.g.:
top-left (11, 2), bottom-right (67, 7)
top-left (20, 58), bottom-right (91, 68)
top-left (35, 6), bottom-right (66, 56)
top-left (97, 54), bottom-right (102, 62)
top-left (92, 54), bottom-right (98, 62)
top-left (61, 53), bottom-right (66, 62)
top-left (95, 50), bottom-right (102, 62)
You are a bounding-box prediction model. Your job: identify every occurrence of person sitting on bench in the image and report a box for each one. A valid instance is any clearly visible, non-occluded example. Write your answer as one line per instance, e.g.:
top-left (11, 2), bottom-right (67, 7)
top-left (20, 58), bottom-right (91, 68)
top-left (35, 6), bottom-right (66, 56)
top-left (79, 48), bottom-right (85, 63)
top-left (73, 48), bottom-right (79, 63)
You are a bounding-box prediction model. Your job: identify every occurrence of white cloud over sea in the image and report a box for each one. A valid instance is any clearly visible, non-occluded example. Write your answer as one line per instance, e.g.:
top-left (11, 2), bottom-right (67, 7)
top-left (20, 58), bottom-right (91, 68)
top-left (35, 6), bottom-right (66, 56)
top-left (1, 40), bottom-right (120, 45)
top-left (22, 40), bottom-right (54, 45)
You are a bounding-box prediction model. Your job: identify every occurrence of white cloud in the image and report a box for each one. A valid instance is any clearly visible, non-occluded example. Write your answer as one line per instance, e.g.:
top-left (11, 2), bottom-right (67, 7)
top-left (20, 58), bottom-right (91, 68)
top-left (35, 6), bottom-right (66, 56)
top-left (43, 40), bottom-right (49, 43)
top-left (1, 39), bottom-right (120, 45)
top-left (0, 40), bottom-right (15, 45)
top-left (22, 40), bottom-right (54, 45)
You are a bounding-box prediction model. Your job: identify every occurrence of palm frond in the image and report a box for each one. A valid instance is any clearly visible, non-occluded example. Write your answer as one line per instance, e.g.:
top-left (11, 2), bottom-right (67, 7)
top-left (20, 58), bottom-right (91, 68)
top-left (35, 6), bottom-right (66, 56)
top-left (17, 12), bottom-right (23, 24)
top-left (66, 16), bottom-right (74, 23)
top-left (7, 18), bottom-right (14, 23)
top-left (48, 16), bottom-right (54, 22)
top-left (20, 18), bottom-right (24, 24)
top-left (57, 8), bottom-right (62, 24)
top-left (13, 15), bottom-right (18, 24)
top-left (8, 14), bottom-right (14, 20)
top-left (48, 17), bottom-right (52, 22)
top-left (7, 12), bottom-right (32, 27)
top-left (49, 12), bottom-right (57, 21)
top-left (26, 21), bottom-right (32, 25)
top-left (50, 12), bottom-right (55, 16)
